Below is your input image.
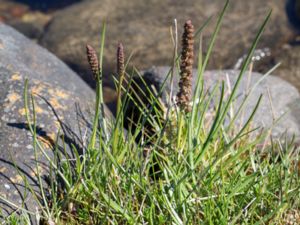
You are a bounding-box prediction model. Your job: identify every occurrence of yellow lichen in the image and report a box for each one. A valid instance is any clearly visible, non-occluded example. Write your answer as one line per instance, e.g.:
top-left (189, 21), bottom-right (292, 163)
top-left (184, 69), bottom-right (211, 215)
top-left (55, 89), bottom-right (69, 99)
top-left (18, 108), bottom-right (26, 116)
top-left (7, 92), bottom-right (21, 103)
top-left (47, 88), bottom-right (55, 96)
top-left (54, 120), bottom-right (61, 131)
top-left (10, 175), bottom-right (23, 183)
top-left (5, 92), bottom-right (21, 108)
top-left (49, 97), bottom-right (66, 110)
top-left (35, 105), bottom-right (44, 114)
top-left (18, 101), bottom-right (44, 115)
top-left (30, 165), bottom-right (45, 177)
top-left (31, 84), bottom-right (45, 95)
top-left (48, 88), bottom-right (69, 99)
top-left (0, 167), bottom-right (6, 173)
top-left (10, 73), bottom-right (22, 81)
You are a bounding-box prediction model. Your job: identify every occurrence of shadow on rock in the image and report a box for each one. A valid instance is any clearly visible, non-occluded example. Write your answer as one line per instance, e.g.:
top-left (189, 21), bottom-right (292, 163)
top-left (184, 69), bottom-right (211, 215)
top-left (13, 0), bottom-right (82, 11)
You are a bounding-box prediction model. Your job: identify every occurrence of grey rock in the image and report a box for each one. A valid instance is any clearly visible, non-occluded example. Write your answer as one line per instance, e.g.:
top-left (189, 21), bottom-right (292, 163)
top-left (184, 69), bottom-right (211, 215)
top-left (140, 66), bottom-right (300, 140)
top-left (0, 24), bottom-right (111, 220)
top-left (0, 24), bottom-right (92, 97)
top-left (40, 0), bottom-right (292, 89)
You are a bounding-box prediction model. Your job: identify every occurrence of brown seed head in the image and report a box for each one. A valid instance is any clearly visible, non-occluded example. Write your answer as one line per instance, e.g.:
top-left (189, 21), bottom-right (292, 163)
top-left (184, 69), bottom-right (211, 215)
top-left (177, 20), bottom-right (194, 113)
top-left (86, 44), bottom-right (99, 79)
top-left (117, 42), bottom-right (125, 77)
top-left (116, 42), bottom-right (125, 114)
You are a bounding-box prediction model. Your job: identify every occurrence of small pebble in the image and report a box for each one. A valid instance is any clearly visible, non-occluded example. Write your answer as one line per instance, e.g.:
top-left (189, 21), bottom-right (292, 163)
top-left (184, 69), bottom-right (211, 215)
top-left (4, 184), bottom-right (10, 190)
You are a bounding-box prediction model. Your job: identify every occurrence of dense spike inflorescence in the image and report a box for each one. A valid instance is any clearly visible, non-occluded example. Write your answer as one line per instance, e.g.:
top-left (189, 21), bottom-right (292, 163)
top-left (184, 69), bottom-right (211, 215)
top-left (177, 20), bottom-right (194, 113)
top-left (117, 42), bottom-right (125, 78)
top-left (117, 42), bottom-right (125, 114)
top-left (86, 44), bottom-right (100, 79)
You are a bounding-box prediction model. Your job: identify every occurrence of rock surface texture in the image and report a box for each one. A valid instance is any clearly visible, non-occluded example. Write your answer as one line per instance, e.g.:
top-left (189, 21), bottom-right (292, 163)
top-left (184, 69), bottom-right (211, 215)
top-left (0, 24), bottom-right (110, 220)
top-left (275, 44), bottom-right (300, 90)
top-left (40, 0), bottom-right (292, 88)
top-left (139, 66), bottom-right (300, 140)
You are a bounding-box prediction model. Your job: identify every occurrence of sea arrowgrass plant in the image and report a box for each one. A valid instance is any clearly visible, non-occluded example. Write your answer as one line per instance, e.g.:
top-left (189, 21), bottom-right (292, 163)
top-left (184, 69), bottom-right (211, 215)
top-left (86, 43), bottom-right (101, 149)
top-left (1, 0), bottom-right (300, 224)
top-left (86, 44), bottom-right (100, 79)
top-left (177, 19), bottom-right (194, 113)
top-left (117, 42), bottom-right (125, 116)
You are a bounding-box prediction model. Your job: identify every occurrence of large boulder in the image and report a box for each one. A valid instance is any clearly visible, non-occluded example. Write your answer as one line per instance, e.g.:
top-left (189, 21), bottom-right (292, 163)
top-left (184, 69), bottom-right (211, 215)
top-left (40, 0), bottom-right (292, 89)
top-left (0, 0), bottom-right (29, 23)
top-left (0, 24), bottom-right (111, 220)
top-left (128, 66), bottom-right (300, 140)
top-left (0, 0), bottom-right (52, 40)
top-left (274, 44), bottom-right (300, 91)
top-left (5, 12), bottom-right (52, 40)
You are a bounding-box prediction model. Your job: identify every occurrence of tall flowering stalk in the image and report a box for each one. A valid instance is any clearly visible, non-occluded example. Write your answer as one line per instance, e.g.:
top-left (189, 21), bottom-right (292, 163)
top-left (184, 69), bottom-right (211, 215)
top-left (86, 44), bottom-right (100, 79)
top-left (116, 42), bottom-right (125, 115)
top-left (86, 44), bottom-right (101, 149)
top-left (177, 20), bottom-right (194, 113)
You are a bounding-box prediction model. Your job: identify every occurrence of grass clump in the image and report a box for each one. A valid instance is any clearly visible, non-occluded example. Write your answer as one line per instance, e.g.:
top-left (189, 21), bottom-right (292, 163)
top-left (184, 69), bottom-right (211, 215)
top-left (1, 1), bottom-right (300, 224)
